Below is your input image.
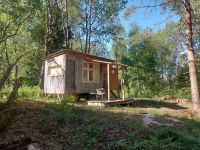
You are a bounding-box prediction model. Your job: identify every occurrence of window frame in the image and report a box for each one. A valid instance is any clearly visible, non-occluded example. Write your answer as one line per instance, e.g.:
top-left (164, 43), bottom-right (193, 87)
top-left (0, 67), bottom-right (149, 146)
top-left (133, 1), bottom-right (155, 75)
top-left (47, 65), bottom-right (62, 77)
top-left (82, 61), bottom-right (100, 83)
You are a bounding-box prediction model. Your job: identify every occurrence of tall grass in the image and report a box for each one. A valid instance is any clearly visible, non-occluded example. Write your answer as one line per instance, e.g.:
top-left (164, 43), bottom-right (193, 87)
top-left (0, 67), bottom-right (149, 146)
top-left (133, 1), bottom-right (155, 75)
top-left (0, 86), bottom-right (43, 100)
top-left (18, 86), bottom-right (43, 99)
top-left (0, 86), bottom-right (12, 100)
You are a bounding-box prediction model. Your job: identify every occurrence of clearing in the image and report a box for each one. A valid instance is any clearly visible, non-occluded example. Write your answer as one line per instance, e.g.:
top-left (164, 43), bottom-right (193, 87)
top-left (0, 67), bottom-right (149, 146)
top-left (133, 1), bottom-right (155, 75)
top-left (0, 99), bottom-right (200, 150)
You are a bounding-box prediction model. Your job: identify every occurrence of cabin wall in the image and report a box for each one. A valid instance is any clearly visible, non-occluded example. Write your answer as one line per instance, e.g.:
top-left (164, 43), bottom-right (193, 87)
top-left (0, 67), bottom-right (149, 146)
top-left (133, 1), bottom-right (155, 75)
top-left (44, 54), bottom-right (66, 94)
top-left (65, 54), bottom-right (105, 94)
top-left (44, 52), bottom-right (118, 95)
top-left (77, 62), bottom-right (104, 93)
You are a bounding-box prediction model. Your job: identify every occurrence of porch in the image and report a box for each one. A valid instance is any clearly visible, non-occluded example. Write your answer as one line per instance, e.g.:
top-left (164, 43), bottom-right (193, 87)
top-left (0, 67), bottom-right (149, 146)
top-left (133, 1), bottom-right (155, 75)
top-left (87, 99), bottom-right (134, 107)
top-left (85, 58), bottom-right (127, 106)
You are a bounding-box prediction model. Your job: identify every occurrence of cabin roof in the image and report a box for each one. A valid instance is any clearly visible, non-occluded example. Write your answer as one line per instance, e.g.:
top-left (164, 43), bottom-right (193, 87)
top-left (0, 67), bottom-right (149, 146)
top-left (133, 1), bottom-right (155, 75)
top-left (45, 50), bottom-right (115, 62)
top-left (45, 50), bottom-right (126, 66)
top-left (45, 50), bottom-right (114, 62)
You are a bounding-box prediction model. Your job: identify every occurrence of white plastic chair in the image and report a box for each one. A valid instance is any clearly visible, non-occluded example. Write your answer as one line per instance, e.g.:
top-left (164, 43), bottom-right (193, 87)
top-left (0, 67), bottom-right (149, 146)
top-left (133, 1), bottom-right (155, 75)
top-left (96, 88), bottom-right (105, 100)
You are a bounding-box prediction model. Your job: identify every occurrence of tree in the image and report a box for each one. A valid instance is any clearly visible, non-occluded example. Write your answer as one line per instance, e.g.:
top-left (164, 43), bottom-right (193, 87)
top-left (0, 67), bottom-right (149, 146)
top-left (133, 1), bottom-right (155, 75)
top-left (0, 0), bottom-right (43, 104)
top-left (77, 0), bottom-right (127, 54)
top-left (124, 23), bottom-right (177, 97)
top-left (126, 0), bottom-right (200, 110)
top-left (183, 0), bottom-right (199, 110)
top-left (111, 24), bottom-right (127, 62)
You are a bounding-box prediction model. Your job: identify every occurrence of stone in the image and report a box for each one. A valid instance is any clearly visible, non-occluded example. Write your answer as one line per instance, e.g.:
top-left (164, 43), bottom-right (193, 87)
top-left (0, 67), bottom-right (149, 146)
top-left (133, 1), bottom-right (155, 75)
top-left (28, 143), bottom-right (41, 150)
top-left (142, 114), bottom-right (161, 126)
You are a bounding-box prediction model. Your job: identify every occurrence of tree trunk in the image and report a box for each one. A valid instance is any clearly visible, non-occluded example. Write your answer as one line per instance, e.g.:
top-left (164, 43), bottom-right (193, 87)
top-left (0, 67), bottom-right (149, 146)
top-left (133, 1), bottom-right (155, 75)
top-left (38, 62), bottom-right (44, 89)
top-left (40, 0), bottom-right (51, 88)
top-left (85, 13), bottom-right (88, 53)
top-left (0, 64), bottom-right (15, 91)
top-left (7, 66), bottom-right (23, 106)
top-left (184, 0), bottom-right (200, 110)
top-left (60, 0), bottom-right (67, 48)
top-left (66, 0), bottom-right (70, 48)
top-left (88, 0), bottom-right (92, 54)
top-left (45, 0), bottom-right (52, 55)
top-left (84, 0), bottom-right (89, 53)
top-left (7, 77), bottom-right (23, 106)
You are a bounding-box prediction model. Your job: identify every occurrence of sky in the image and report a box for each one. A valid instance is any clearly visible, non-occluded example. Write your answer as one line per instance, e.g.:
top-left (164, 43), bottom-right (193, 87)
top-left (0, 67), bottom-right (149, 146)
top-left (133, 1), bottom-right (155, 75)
top-left (119, 0), bottom-right (180, 33)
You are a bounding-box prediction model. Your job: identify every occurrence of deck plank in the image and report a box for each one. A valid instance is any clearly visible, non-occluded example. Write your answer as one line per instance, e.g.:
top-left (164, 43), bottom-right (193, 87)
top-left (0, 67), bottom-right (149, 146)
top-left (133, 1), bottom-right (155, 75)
top-left (87, 99), bottom-right (134, 107)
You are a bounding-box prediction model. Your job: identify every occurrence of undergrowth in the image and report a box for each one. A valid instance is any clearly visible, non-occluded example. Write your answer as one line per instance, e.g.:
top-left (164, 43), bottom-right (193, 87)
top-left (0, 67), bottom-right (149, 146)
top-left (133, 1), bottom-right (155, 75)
top-left (1, 97), bottom-right (200, 149)
top-left (42, 103), bottom-right (200, 149)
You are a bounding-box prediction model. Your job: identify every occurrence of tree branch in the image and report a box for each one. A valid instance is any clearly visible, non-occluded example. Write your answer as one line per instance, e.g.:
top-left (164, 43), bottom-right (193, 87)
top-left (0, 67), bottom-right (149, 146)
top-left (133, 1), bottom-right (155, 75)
top-left (125, 0), bottom-right (183, 19)
top-left (0, 12), bottom-right (33, 44)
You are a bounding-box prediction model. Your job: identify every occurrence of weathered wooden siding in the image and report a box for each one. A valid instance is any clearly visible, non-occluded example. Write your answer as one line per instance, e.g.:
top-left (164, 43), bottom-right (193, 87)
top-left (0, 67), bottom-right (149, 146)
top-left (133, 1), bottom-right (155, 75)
top-left (65, 54), bottom-right (104, 94)
top-left (44, 54), bottom-right (66, 94)
top-left (65, 54), bottom-right (76, 93)
top-left (44, 52), bottom-right (118, 94)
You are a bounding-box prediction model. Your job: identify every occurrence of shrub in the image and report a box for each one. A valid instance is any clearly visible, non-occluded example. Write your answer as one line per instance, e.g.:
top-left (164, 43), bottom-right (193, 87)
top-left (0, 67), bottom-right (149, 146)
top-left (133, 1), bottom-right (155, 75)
top-left (134, 128), bottom-right (200, 150)
top-left (0, 86), bottom-right (12, 101)
top-left (0, 86), bottom-right (43, 101)
top-left (18, 86), bottom-right (43, 99)
top-left (62, 95), bottom-right (77, 104)
top-left (175, 87), bottom-right (191, 100)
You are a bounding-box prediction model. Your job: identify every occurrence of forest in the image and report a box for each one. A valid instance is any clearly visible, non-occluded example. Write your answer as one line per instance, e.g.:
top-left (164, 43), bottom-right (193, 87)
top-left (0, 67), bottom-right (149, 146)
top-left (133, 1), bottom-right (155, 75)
top-left (1, 0), bottom-right (200, 149)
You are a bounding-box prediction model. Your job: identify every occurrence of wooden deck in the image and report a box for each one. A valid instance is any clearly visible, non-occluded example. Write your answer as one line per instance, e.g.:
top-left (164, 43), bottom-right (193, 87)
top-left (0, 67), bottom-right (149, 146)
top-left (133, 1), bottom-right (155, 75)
top-left (87, 99), bottom-right (134, 107)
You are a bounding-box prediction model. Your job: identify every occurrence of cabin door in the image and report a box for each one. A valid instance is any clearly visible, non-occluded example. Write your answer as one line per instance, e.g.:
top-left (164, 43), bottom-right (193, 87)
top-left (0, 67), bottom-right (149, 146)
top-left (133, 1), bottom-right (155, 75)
top-left (110, 66), bottom-right (118, 90)
top-left (68, 60), bottom-right (76, 89)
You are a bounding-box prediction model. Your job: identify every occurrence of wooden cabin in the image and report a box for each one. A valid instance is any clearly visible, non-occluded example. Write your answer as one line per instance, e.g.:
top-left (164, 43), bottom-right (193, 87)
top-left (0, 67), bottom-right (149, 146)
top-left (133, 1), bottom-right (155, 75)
top-left (44, 50), bottom-right (125, 100)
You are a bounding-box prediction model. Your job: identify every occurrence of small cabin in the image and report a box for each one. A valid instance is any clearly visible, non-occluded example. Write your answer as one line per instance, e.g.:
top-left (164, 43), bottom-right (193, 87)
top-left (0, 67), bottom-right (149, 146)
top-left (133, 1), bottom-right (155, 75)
top-left (44, 50), bottom-right (125, 100)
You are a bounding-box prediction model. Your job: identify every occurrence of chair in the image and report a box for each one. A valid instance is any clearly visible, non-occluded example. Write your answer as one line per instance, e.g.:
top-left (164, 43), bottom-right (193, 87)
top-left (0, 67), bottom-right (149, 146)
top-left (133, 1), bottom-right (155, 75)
top-left (96, 88), bottom-right (105, 100)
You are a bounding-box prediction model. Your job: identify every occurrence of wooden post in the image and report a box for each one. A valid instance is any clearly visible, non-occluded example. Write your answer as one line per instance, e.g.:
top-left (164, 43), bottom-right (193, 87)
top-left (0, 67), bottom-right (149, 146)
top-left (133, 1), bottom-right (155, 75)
top-left (107, 64), bottom-right (110, 101)
top-left (122, 66), bottom-right (125, 100)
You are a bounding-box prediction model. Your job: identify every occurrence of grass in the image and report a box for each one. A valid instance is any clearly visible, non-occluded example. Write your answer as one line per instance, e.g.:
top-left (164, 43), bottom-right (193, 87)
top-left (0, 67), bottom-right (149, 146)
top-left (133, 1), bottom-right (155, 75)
top-left (0, 98), bottom-right (200, 149)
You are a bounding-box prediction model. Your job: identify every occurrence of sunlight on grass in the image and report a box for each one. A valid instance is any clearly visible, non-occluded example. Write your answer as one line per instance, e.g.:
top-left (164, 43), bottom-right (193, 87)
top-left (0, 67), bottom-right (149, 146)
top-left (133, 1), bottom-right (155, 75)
top-left (1, 98), bottom-right (200, 149)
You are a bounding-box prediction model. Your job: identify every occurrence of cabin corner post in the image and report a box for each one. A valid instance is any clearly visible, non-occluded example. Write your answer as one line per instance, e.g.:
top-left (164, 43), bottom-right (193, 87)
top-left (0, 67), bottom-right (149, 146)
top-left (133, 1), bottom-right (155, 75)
top-left (107, 63), bottom-right (110, 101)
top-left (122, 66), bottom-right (125, 100)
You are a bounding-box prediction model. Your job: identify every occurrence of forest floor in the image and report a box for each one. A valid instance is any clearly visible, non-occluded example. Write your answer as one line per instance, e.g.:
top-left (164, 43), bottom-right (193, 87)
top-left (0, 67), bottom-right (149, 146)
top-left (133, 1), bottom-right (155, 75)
top-left (0, 98), bottom-right (200, 150)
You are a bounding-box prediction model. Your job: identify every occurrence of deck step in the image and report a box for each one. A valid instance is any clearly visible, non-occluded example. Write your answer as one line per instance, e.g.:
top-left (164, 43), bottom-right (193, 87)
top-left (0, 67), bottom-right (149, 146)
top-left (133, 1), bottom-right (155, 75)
top-left (87, 99), bottom-right (133, 107)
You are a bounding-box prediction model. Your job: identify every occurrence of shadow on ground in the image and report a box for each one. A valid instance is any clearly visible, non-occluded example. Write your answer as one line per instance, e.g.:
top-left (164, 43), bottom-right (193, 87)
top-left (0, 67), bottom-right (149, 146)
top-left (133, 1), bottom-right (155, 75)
top-left (131, 99), bottom-right (188, 110)
top-left (0, 99), bottom-right (199, 149)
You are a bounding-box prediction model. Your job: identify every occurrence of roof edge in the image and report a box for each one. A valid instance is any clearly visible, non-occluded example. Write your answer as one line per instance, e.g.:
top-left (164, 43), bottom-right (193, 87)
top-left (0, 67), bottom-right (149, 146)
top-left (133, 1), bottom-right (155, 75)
top-left (45, 49), bottom-right (115, 63)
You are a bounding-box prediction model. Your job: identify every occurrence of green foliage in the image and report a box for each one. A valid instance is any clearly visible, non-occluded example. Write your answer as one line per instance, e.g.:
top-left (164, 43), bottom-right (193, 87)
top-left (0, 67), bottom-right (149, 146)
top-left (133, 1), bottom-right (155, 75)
top-left (0, 86), bottom-right (12, 101)
top-left (43, 104), bottom-right (76, 124)
top-left (18, 86), bottom-right (43, 99)
top-left (175, 88), bottom-right (191, 100)
top-left (0, 0), bottom-right (198, 102)
top-left (134, 128), bottom-right (200, 150)
top-left (0, 86), bottom-right (43, 101)
top-left (85, 124), bottom-right (104, 138)
top-left (72, 0), bottom-right (128, 53)
top-left (61, 95), bottom-right (77, 104)
top-left (0, 0), bottom-right (45, 90)
top-left (2, 98), bottom-right (200, 149)
top-left (118, 22), bottom-right (191, 99)
top-left (42, 102), bottom-right (200, 149)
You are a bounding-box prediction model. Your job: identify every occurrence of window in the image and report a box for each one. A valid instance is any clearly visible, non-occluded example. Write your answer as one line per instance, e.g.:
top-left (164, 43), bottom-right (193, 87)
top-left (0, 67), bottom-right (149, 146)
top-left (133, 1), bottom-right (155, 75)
top-left (82, 61), bottom-right (100, 83)
top-left (82, 62), bottom-right (88, 82)
top-left (48, 65), bottom-right (62, 76)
